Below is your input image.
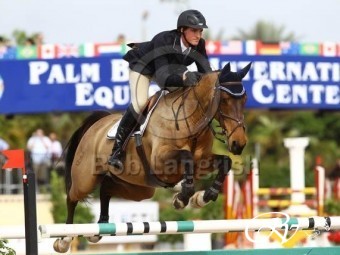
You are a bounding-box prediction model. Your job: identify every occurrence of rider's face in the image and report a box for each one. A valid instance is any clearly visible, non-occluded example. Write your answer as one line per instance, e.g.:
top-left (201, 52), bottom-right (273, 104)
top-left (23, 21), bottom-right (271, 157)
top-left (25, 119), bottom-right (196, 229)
top-left (182, 28), bottom-right (203, 46)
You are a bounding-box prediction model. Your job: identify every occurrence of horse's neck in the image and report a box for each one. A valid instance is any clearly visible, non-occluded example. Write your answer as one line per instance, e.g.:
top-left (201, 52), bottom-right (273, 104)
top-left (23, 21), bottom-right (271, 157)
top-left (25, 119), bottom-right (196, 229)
top-left (149, 72), bottom-right (218, 137)
top-left (188, 73), bottom-right (217, 123)
top-left (194, 72), bottom-right (218, 108)
top-left (179, 72), bottom-right (218, 129)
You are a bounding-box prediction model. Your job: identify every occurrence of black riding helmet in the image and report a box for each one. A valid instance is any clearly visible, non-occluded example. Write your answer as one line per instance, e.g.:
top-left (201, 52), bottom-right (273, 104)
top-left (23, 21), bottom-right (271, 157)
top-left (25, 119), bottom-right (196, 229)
top-left (177, 10), bottom-right (208, 29)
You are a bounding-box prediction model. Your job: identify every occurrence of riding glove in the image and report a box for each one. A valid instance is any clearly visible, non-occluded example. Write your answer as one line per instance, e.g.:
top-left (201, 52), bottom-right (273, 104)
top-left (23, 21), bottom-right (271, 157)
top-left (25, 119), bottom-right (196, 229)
top-left (183, 71), bottom-right (202, 87)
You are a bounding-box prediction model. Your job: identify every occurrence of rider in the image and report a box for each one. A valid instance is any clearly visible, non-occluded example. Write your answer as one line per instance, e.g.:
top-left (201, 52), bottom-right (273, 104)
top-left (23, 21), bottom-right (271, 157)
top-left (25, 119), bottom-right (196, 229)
top-left (108, 9), bottom-right (212, 167)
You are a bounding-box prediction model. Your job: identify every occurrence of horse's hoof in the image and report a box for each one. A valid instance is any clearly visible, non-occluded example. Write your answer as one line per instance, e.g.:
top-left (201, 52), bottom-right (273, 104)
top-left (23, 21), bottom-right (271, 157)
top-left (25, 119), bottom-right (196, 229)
top-left (172, 193), bottom-right (186, 209)
top-left (87, 236), bottom-right (102, 243)
top-left (190, 191), bottom-right (208, 208)
top-left (53, 238), bottom-right (72, 253)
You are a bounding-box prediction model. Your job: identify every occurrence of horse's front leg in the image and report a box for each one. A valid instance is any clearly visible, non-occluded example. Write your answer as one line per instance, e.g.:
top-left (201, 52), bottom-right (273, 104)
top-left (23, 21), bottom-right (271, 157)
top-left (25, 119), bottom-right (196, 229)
top-left (190, 155), bottom-right (232, 208)
top-left (172, 150), bottom-right (195, 209)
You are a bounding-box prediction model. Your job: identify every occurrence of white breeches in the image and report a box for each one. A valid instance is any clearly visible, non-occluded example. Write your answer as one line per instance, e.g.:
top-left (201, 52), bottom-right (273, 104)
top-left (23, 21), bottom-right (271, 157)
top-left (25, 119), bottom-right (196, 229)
top-left (129, 70), bottom-right (151, 114)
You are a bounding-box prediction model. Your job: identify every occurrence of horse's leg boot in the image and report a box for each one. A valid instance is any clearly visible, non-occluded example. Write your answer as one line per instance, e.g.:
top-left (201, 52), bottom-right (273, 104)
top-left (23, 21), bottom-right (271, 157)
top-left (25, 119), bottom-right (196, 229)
top-left (108, 106), bottom-right (139, 168)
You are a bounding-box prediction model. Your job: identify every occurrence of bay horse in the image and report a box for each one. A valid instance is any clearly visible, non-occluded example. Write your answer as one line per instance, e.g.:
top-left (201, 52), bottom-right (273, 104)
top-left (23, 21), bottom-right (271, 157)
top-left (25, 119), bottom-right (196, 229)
top-left (53, 62), bottom-right (251, 253)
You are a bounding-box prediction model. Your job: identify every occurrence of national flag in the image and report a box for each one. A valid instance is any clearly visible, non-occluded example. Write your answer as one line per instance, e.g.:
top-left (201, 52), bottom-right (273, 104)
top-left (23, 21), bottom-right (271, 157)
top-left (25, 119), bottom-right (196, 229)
top-left (94, 42), bottom-right (122, 56)
top-left (2, 47), bottom-right (16, 59)
top-left (280, 41), bottom-right (299, 55)
top-left (299, 43), bottom-right (320, 56)
top-left (0, 45), bottom-right (7, 58)
top-left (220, 40), bottom-right (243, 55)
top-left (56, 44), bottom-right (79, 58)
top-left (38, 44), bottom-right (57, 59)
top-left (205, 40), bottom-right (221, 55)
top-left (243, 40), bottom-right (257, 55)
top-left (337, 43), bottom-right (340, 56)
top-left (321, 42), bottom-right (337, 57)
top-left (79, 43), bottom-right (95, 57)
top-left (257, 41), bottom-right (281, 55)
top-left (120, 43), bottom-right (128, 55)
top-left (1, 149), bottom-right (25, 170)
top-left (16, 45), bottom-right (38, 59)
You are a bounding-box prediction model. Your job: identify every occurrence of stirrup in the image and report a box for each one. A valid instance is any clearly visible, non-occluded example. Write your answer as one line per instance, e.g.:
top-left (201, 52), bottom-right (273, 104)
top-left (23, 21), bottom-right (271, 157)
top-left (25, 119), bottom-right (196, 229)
top-left (108, 157), bottom-right (124, 169)
top-left (108, 150), bottom-right (125, 168)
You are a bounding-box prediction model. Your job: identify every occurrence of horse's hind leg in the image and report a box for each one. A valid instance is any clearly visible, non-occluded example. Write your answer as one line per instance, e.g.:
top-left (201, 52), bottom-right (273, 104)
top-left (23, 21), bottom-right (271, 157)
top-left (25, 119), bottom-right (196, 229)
top-left (172, 150), bottom-right (195, 209)
top-left (87, 174), bottom-right (112, 243)
top-left (66, 195), bottom-right (79, 223)
top-left (190, 155), bottom-right (232, 208)
top-left (53, 195), bottom-right (78, 253)
top-left (98, 175), bottom-right (112, 223)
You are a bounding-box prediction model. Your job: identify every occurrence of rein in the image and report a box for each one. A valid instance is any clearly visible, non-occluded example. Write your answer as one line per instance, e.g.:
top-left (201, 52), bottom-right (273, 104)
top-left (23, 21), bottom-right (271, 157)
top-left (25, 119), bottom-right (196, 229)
top-left (169, 74), bottom-right (246, 145)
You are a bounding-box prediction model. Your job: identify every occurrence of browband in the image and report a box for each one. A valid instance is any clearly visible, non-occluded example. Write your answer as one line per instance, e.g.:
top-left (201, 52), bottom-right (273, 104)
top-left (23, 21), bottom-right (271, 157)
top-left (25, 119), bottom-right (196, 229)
top-left (217, 84), bottom-right (245, 97)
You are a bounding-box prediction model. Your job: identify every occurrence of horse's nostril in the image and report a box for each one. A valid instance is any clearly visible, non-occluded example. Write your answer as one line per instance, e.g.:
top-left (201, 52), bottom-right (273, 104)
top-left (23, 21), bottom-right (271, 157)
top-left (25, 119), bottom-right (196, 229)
top-left (231, 141), bottom-right (244, 155)
top-left (232, 141), bottom-right (238, 148)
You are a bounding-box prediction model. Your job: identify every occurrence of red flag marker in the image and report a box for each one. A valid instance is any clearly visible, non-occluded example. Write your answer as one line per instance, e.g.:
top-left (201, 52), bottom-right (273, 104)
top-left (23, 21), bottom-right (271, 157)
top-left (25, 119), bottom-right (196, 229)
top-left (1, 149), bottom-right (25, 169)
top-left (1, 149), bottom-right (27, 182)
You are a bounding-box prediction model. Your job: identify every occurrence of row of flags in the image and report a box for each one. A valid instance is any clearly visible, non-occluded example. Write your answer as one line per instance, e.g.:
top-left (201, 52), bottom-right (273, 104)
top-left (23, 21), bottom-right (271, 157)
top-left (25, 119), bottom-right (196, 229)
top-left (0, 41), bottom-right (339, 60)
top-left (0, 42), bottom-right (127, 60)
top-left (205, 40), bottom-right (340, 57)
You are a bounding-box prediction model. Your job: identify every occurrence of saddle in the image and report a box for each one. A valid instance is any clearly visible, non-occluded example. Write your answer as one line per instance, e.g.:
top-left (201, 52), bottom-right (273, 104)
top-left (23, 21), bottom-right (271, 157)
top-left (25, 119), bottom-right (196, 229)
top-left (107, 90), bottom-right (169, 139)
top-left (107, 89), bottom-right (176, 188)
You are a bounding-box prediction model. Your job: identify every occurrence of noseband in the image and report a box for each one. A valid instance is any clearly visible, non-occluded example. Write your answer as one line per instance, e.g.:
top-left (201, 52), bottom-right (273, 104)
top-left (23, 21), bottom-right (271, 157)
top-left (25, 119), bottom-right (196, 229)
top-left (213, 81), bottom-right (246, 144)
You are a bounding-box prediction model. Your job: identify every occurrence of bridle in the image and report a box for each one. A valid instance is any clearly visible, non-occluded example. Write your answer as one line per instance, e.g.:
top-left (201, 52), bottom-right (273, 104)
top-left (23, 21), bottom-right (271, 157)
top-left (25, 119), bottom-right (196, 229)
top-left (169, 75), bottom-right (246, 144)
top-left (212, 81), bottom-right (247, 144)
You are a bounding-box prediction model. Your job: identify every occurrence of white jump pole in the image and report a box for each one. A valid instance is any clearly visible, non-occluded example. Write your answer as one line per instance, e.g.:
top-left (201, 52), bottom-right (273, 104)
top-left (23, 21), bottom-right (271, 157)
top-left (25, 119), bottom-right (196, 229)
top-left (0, 226), bottom-right (26, 239)
top-left (38, 216), bottom-right (340, 238)
top-left (1, 216), bottom-right (340, 240)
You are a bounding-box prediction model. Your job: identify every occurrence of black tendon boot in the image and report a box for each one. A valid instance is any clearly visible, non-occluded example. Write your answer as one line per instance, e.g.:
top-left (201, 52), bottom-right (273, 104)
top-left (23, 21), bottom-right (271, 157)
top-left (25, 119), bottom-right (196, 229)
top-left (108, 106), bottom-right (139, 168)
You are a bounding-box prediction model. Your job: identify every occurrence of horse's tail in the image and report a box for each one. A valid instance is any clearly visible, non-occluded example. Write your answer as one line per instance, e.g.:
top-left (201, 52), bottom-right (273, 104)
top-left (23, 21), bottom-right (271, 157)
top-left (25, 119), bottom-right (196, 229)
top-left (64, 111), bottom-right (111, 194)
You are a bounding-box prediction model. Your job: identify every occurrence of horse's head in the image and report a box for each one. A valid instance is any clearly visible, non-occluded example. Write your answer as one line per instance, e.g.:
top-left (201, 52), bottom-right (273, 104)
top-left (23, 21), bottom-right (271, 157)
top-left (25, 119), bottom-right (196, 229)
top-left (215, 62), bottom-right (251, 155)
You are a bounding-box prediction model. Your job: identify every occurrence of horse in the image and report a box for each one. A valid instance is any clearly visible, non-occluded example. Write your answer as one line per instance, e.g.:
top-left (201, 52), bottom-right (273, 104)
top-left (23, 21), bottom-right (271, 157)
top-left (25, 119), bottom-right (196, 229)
top-left (53, 62), bottom-right (251, 253)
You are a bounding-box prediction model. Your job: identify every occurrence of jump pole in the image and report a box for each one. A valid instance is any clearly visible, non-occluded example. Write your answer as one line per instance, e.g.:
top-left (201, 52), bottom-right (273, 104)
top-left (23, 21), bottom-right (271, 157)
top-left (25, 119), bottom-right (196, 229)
top-left (39, 216), bottom-right (340, 238)
top-left (74, 247), bottom-right (340, 255)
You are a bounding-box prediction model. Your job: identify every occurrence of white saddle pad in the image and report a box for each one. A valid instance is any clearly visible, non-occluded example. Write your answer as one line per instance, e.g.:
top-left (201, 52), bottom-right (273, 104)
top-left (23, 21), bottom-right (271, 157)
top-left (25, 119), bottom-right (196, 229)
top-left (107, 119), bottom-right (121, 139)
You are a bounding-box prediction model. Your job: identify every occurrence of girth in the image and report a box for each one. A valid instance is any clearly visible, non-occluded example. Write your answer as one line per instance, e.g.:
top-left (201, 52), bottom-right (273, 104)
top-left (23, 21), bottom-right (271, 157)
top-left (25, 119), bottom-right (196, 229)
top-left (134, 131), bottom-right (176, 188)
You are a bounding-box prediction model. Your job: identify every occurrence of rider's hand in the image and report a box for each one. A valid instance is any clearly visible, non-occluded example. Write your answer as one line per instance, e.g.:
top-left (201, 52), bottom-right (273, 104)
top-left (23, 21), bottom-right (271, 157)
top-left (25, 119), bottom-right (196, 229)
top-left (183, 71), bottom-right (202, 87)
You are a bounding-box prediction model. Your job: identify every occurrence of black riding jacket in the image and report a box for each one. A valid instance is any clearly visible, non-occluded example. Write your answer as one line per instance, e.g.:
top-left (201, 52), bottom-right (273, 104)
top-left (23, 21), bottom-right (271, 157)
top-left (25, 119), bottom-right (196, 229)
top-left (123, 29), bottom-right (212, 88)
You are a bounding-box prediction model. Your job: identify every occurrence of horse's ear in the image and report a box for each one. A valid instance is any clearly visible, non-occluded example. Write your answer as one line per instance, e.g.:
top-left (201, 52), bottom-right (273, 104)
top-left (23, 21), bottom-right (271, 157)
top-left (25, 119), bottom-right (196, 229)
top-left (222, 62), bottom-right (231, 73)
top-left (238, 62), bottom-right (252, 79)
top-left (219, 62), bottom-right (231, 83)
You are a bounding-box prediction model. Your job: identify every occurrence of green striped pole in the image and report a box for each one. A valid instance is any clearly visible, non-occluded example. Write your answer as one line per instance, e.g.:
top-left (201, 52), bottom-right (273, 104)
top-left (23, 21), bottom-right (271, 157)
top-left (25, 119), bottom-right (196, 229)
top-left (39, 216), bottom-right (340, 238)
top-left (77, 247), bottom-right (340, 255)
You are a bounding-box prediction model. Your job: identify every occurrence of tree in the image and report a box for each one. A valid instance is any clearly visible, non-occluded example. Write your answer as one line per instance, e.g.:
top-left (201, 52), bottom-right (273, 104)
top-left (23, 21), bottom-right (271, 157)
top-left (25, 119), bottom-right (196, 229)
top-left (0, 239), bottom-right (16, 255)
top-left (0, 112), bottom-right (88, 151)
top-left (0, 29), bottom-right (42, 46)
top-left (233, 20), bottom-right (300, 42)
top-left (243, 110), bottom-right (340, 187)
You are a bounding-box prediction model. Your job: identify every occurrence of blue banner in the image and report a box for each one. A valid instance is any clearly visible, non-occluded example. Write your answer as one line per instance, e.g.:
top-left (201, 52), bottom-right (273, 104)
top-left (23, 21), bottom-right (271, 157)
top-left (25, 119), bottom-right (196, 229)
top-left (0, 55), bottom-right (339, 114)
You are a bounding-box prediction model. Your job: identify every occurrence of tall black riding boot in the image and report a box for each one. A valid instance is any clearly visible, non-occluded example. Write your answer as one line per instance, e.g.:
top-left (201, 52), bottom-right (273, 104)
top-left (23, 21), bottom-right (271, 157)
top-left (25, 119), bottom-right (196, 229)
top-left (108, 106), bottom-right (139, 168)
